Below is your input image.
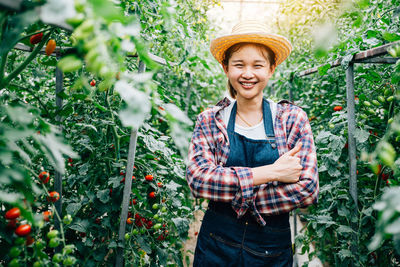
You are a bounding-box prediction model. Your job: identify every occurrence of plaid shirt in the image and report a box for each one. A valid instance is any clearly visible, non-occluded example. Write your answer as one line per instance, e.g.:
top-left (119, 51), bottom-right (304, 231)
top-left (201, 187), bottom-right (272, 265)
top-left (186, 97), bottom-right (319, 226)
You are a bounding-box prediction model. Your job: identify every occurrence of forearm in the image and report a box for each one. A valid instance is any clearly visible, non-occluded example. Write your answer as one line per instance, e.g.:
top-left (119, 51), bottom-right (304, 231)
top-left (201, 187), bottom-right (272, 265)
top-left (252, 165), bottom-right (278, 186)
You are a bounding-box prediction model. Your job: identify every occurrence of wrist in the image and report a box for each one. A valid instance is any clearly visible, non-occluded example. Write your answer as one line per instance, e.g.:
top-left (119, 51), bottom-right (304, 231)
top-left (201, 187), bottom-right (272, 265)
top-left (252, 164), bottom-right (278, 186)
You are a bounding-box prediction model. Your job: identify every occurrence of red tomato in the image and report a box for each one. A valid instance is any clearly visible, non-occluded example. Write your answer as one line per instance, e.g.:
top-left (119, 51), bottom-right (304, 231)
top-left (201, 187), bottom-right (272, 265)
top-left (90, 79), bottom-right (96, 86)
top-left (148, 192), bottom-right (156, 198)
top-left (333, 106), bottom-right (343, 111)
top-left (15, 224), bottom-right (31, 236)
top-left (157, 182), bottom-right (163, 188)
top-left (130, 199), bottom-right (137, 205)
top-left (126, 218), bottom-right (134, 225)
top-left (48, 191), bottom-right (60, 202)
top-left (5, 208), bottom-right (20, 220)
top-left (30, 32), bottom-right (43, 45)
top-left (38, 171), bottom-right (50, 184)
top-left (43, 211), bottom-right (52, 222)
top-left (26, 235), bottom-right (35, 246)
top-left (145, 175), bottom-right (153, 181)
top-left (68, 158), bottom-right (73, 163)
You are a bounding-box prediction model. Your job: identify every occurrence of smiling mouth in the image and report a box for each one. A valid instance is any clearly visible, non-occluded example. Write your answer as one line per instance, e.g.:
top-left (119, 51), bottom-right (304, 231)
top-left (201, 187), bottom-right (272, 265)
top-left (239, 81), bottom-right (257, 88)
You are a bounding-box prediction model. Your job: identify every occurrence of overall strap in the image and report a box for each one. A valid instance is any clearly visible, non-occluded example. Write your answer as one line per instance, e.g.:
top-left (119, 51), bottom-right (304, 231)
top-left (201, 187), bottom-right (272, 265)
top-left (262, 99), bottom-right (275, 136)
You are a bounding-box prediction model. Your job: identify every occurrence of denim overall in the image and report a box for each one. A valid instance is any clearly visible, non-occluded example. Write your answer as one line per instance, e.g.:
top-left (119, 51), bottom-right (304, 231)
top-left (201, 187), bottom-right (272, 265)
top-left (193, 99), bottom-right (292, 267)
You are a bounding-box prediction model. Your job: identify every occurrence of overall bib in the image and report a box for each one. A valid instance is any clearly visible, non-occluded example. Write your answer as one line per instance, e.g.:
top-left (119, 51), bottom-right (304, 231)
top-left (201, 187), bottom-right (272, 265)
top-left (193, 99), bottom-right (292, 267)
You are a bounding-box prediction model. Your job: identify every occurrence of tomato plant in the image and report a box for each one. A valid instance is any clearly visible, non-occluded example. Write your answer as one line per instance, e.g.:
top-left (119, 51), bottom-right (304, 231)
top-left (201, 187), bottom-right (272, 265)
top-left (275, 0), bottom-right (400, 265)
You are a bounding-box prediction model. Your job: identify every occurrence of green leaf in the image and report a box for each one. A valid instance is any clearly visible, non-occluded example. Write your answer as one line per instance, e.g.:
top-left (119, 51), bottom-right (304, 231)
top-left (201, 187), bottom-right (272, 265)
top-left (66, 202), bottom-right (82, 216)
top-left (40, 0), bottom-right (76, 27)
top-left (137, 236), bottom-right (152, 254)
top-left (97, 189), bottom-right (110, 204)
top-left (318, 63), bottom-right (331, 76)
top-left (338, 249), bottom-right (353, 260)
top-left (337, 225), bottom-right (354, 233)
top-left (171, 217), bottom-right (189, 237)
top-left (385, 218), bottom-right (400, 234)
top-left (354, 128), bottom-right (369, 143)
top-left (0, 10), bottom-right (38, 57)
top-left (35, 133), bottom-right (78, 174)
top-left (115, 80), bottom-right (151, 129)
top-left (69, 218), bottom-right (89, 232)
top-left (382, 32), bottom-right (400, 42)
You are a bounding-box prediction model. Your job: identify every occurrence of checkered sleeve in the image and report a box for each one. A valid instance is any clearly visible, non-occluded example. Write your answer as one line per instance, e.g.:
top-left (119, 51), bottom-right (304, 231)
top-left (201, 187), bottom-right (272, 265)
top-left (186, 112), bottom-right (254, 213)
top-left (259, 106), bottom-right (319, 214)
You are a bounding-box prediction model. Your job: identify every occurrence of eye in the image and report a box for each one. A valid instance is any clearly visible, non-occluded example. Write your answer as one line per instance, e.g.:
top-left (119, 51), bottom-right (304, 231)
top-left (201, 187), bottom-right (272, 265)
top-left (254, 65), bottom-right (264, 68)
top-left (234, 64), bottom-right (243, 68)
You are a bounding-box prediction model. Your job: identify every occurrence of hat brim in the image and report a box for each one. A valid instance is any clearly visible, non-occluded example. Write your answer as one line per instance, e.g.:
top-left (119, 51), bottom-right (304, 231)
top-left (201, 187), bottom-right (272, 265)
top-left (210, 33), bottom-right (292, 66)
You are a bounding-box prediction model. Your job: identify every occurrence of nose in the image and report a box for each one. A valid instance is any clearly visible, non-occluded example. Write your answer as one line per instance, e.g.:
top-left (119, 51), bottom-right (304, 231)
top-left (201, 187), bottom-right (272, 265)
top-left (241, 67), bottom-right (254, 79)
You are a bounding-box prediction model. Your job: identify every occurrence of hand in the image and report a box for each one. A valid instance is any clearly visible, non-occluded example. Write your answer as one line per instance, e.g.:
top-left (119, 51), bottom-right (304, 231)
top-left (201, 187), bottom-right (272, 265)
top-left (273, 142), bottom-right (303, 183)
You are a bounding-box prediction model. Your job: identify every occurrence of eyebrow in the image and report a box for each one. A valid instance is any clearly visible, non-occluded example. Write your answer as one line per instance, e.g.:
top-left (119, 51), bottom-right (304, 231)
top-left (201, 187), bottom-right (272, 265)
top-left (231, 59), bottom-right (266, 63)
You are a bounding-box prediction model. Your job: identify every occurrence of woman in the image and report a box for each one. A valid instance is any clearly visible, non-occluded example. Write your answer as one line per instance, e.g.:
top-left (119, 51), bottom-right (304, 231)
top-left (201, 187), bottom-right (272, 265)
top-left (186, 20), bottom-right (319, 267)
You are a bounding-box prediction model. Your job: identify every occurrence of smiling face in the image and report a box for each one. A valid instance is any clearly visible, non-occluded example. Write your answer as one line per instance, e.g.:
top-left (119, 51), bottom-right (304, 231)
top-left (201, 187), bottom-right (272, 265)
top-left (223, 43), bottom-right (275, 101)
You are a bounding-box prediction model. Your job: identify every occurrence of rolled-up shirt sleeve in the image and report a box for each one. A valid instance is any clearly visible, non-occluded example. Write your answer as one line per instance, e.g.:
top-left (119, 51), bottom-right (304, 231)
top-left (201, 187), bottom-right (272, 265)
top-left (256, 106), bottom-right (319, 215)
top-left (186, 112), bottom-right (254, 215)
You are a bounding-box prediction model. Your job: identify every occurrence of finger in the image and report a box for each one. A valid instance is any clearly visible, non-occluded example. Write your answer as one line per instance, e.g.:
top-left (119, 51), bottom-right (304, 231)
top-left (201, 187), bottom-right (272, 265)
top-left (287, 142), bottom-right (302, 156)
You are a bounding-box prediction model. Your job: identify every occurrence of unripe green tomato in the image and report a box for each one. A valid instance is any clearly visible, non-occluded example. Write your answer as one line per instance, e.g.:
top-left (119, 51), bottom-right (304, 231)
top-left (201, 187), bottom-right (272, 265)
top-left (379, 150), bottom-right (394, 166)
top-left (152, 204), bottom-right (159, 210)
top-left (63, 214), bottom-right (73, 225)
top-left (367, 108), bottom-right (375, 115)
top-left (8, 258), bottom-right (20, 267)
top-left (132, 229), bottom-right (139, 235)
top-left (384, 89), bottom-right (391, 96)
top-left (63, 245), bottom-right (74, 255)
top-left (363, 101), bottom-right (371, 107)
top-left (125, 233), bottom-right (130, 241)
top-left (153, 214), bottom-right (159, 220)
top-left (9, 246), bottom-right (21, 258)
top-left (387, 96), bottom-right (394, 102)
top-left (140, 228), bottom-right (146, 234)
top-left (14, 237), bottom-right (25, 246)
top-left (372, 100), bottom-right (380, 106)
top-left (328, 123), bottom-right (335, 129)
top-left (378, 96), bottom-right (386, 103)
top-left (49, 238), bottom-right (60, 248)
top-left (63, 256), bottom-right (76, 266)
top-left (153, 223), bottom-right (162, 230)
top-left (359, 114), bottom-right (368, 120)
top-left (52, 253), bottom-right (63, 263)
top-left (35, 240), bottom-right (45, 250)
top-left (161, 207), bottom-right (167, 213)
top-left (33, 262), bottom-right (43, 267)
top-left (388, 118), bottom-right (394, 124)
top-left (47, 230), bottom-right (59, 239)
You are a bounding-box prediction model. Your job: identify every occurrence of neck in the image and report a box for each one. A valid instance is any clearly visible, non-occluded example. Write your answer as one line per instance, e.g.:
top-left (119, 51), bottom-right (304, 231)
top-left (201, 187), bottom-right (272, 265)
top-left (236, 94), bottom-right (263, 115)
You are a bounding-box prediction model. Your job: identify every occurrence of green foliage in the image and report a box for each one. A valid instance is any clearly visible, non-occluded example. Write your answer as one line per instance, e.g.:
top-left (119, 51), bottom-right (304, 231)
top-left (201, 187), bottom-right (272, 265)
top-left (0, 0), bottom-right (224, 266)
top-left (274, 0), bottom-right (400, 265)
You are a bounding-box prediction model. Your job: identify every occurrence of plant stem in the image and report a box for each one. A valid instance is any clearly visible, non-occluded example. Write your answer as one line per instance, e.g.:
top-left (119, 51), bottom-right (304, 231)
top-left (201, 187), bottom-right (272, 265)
top-left (2, 30), bottom-right (53, 87)
top-left (0, 12), bottom-right (9, 82)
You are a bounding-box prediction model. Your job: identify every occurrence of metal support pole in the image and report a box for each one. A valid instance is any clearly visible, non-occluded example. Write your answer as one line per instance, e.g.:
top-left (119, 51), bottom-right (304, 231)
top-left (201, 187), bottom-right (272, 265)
top-left (54, 63), bottom-right (63, 231)
top-left (345, 62), bottom-right (358, 261)
top-left (115, 60), bottom-right (146, 267)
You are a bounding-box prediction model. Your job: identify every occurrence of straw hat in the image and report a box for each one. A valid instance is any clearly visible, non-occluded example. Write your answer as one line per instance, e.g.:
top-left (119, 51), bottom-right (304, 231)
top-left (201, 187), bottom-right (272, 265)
top-left (210, 20), bottom-right (292, 66)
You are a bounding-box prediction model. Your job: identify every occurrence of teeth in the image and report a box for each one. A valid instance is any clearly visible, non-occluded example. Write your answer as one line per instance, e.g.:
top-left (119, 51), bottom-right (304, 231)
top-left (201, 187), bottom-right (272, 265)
top-left (241, 83), bottom-right (254, 86)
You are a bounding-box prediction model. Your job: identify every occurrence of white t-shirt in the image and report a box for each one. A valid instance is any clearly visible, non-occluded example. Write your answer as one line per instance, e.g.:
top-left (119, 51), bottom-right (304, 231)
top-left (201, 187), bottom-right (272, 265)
top-left (219, 99), bottom-right (277, 140)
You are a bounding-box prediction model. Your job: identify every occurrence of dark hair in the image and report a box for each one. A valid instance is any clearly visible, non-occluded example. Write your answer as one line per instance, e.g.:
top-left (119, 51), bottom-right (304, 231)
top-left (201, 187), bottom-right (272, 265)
top-left (222, 43), bottom-right (276, 99)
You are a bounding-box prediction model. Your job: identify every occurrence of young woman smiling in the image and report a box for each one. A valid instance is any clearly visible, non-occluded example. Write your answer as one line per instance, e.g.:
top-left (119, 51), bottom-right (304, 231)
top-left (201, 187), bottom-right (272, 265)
top-left (186, 20), bottom-right (319, 267)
